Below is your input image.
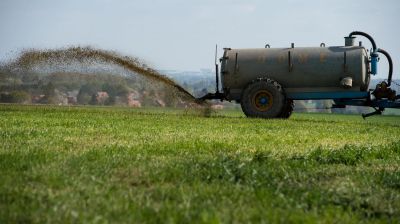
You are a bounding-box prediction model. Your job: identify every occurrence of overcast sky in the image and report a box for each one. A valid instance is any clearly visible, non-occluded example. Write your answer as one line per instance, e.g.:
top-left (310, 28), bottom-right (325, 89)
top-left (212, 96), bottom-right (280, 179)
top-left (0, 0), bottom-right (399, 78)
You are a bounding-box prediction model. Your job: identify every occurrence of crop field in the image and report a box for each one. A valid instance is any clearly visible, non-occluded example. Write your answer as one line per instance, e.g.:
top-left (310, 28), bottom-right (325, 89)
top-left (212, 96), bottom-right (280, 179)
top-left (0, 104), bottom-right (399, 223)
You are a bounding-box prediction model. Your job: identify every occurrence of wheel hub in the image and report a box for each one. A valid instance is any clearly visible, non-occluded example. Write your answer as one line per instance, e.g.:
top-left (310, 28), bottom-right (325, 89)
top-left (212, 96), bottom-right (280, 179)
top-left (253, 90), bottom-right (273, 111)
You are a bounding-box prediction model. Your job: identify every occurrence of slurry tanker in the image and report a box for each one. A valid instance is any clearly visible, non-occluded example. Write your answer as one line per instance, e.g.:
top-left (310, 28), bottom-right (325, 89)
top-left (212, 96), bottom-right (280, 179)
top-left (199, 31), bottom-right (399, 118)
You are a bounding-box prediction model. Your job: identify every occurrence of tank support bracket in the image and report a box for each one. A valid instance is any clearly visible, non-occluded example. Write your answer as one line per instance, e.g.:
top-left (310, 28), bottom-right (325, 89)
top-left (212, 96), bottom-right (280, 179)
top-left (362, 108), bottom-right (383, 119)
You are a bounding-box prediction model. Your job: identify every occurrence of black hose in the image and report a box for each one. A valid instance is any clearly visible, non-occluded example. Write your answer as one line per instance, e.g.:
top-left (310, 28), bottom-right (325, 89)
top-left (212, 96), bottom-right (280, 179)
top-left (349, 31), bottom-right (377, 52)
top-left (377, 48), bottom-right (393, 86)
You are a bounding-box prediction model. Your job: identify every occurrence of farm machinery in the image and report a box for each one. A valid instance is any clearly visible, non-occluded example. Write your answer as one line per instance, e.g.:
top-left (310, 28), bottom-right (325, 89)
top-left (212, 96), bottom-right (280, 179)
top-left (199, 31), bottom-right (400, 118)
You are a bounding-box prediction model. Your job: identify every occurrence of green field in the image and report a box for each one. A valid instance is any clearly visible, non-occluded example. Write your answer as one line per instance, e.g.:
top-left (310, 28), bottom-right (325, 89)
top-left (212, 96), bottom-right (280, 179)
top-left (1, 105), bottom-right (399, 223)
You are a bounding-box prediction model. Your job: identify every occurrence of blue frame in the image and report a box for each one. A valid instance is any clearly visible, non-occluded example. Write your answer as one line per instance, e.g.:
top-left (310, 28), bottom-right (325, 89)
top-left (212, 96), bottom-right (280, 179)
top-left (287, 91), bottom-right (370, 100)
top-left (334, 98), bottom-right (400, 109)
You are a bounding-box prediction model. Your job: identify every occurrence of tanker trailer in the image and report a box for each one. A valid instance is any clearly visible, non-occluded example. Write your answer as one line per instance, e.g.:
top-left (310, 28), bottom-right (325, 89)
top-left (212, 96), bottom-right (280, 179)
top-left (199, 31), bottom-right (400, 118)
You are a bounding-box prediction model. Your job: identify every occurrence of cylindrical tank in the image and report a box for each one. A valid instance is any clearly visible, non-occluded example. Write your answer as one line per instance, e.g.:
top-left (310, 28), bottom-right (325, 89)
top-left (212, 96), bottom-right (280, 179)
top-left (220, 46), bottom-right (370, 101)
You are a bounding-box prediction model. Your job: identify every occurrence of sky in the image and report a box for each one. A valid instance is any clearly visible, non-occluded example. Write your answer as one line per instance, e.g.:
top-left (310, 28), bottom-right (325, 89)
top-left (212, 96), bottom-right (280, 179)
top-left (0, 0), bottom-right (399, 79)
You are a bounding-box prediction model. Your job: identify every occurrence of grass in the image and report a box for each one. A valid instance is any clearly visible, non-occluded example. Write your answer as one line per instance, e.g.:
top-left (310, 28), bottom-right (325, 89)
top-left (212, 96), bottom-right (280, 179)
top-left (0, 104), bottom-right (399, 223)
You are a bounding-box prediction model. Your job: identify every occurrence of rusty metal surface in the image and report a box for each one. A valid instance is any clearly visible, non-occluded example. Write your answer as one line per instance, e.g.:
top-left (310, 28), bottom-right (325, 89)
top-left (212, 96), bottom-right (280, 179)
top-left (220, 46), bottom-right (369, 101)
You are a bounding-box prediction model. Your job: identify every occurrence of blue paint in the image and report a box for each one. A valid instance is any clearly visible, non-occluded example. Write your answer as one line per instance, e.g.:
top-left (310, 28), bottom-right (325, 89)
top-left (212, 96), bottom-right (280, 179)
top-left (287, 91), bottom-right (369, 100)
top-left (334, 96), bottom-right (400, 109)
top-left (259, 97), bottom-right (268, 105)
top-left (370, 99), bottom-right (400, 108)
top-left (371, 52), bottom-right (379, 75)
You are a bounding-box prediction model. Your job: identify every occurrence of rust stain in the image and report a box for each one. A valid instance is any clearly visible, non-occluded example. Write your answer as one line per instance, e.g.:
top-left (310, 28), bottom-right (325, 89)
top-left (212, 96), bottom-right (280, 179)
top-left (278, 54), bottom-right (286, 63)
top-left (298, 54), bottom-right (309, 64)
top-left (257, 55), bottom-right (266, 63)
top-left (320, 53), bottom-right (327, 63)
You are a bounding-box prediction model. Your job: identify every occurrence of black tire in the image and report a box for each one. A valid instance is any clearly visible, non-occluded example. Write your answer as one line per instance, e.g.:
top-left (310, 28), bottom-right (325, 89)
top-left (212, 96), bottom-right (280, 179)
top-left (240, 78), bottom-right (286, 118)
top-left (279, 99), bottom-right (294, 118)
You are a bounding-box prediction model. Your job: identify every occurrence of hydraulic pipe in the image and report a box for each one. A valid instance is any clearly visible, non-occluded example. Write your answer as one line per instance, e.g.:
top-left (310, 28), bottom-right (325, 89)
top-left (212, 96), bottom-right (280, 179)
top-left (377, 48), bottom-right (393, 86)
top-left (349, 31), bottom-right (379, 75)
top-left (215, 45), bottom-right (220, 94)
top-left (349, 31), bottom-right (377, 52)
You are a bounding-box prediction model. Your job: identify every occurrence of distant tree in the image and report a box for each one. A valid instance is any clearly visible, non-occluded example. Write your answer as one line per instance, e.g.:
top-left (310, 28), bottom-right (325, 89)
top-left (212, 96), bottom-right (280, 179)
top-left (77, 93), bottom-right (92, 105)
top-left (162, 87), bottom-right (178, 107)
top-left (41, 82), bottom-right (56, 104)
top-left (0, 72), bottom-right (7, 84)
top-left (0, 91), bottom-right (30, 103)
top-left (101, 83), bottom-right (116, 105)
top-left (11, 77), bottom-right (22, 90)
top-left (77, 83), bottom-right (98, 105)
top-left (101, 83), bottom-right (130, 105)
top-left (22, 73), bottom-right (39, 85)
top-left (0, 93), bottom-right (12, 103)
top-left (89, 94), bottom-right (97, 105)
top-left (44, 82), bottom-right (55, 95)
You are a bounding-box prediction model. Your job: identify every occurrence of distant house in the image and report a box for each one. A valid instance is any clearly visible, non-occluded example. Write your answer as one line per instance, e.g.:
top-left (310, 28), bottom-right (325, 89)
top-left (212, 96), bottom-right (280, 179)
top-left (127, 92), bottom-right (141, 107)
top-left (67, 96), bottom-right (77, 105)
top-left (95, 91), bottom-right (109, 105)
top-left (128, 100), bottom-right (141, 108)
top-left (31, 95), bottom-right (45, 104)
top-left (67, 90), bottom-right (78, 105)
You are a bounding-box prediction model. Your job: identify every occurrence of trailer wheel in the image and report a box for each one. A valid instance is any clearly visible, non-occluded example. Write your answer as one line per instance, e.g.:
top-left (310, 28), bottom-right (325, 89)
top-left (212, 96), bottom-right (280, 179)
top-left (240, 79), bottom-right (286, 118)
top-left (279, 99), bottom-right (294, 118)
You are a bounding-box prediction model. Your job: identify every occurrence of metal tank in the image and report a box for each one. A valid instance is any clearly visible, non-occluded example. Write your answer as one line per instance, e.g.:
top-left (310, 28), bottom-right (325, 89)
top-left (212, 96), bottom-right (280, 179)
top-left (220, 46), bottom-right (370, 101)
top-left (198, 31), bottom-right (399, 119)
